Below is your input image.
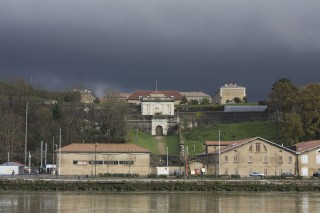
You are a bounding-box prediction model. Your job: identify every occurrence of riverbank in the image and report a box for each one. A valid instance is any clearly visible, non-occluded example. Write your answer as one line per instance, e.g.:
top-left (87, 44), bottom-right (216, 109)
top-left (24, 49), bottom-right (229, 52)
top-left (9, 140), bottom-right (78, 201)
top-left (1, 177), bottom-right (320, 192)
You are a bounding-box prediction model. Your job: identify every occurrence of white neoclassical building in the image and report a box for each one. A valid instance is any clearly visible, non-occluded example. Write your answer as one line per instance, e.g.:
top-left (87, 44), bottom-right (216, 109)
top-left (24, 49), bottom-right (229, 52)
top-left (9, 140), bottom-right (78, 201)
top-left (141, 94), bottom-right (175, 116)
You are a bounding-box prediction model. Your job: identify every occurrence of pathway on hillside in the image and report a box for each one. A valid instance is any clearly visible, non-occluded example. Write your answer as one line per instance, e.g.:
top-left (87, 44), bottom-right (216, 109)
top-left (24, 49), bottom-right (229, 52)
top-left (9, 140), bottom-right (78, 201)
top-left (155, 136), bottom-right (166, 155)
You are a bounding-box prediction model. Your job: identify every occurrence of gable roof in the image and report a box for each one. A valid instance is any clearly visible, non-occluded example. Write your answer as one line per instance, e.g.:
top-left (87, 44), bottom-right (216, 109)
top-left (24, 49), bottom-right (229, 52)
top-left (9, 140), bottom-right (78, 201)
top-left (128, 90), bottom-right (183, 100)
top-left (58, 143), bottom-right (150, 153)
top-left (205, 141), bottom-right (240, 146)
top-left (293, 140), bottom-right (320, 153)
top-left (207, 137), bottom-right (295, 155)
top-left (0, 162), bottom-right (25, 167)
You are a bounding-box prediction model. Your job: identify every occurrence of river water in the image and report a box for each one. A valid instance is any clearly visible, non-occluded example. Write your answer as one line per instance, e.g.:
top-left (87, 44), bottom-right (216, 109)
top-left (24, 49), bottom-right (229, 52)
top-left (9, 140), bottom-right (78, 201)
top-left (0, 191), bottom-right (319, 213)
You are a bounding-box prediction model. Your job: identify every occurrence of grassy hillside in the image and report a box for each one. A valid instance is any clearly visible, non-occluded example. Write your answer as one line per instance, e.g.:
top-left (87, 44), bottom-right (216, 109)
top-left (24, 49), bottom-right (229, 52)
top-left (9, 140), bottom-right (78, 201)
top-left (126, 130), bottom-right (180, 155)
top-left (182, 121), bottom-right (277, 156)
top-left (127, 121), bottom-right (277, 155)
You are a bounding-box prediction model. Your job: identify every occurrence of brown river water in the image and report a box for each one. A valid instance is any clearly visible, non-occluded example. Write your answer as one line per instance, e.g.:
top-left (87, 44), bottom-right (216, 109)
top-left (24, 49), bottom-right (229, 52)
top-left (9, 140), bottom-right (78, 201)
top-left (0, 191), bottom-right (319, 213)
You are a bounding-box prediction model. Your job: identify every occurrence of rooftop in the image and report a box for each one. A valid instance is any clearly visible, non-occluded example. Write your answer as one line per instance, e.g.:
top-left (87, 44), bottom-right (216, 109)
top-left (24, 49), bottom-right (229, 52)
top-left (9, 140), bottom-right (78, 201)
top-left (57, 143), bottom-right (150, 153)
top-left (294, 140), bottom-right (320, 153)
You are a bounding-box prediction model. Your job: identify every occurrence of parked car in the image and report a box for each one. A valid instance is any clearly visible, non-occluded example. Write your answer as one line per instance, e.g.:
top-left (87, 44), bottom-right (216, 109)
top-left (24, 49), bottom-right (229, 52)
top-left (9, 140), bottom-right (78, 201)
top-left (249, 171), bottom-right (265, 177)
top-left (281, 172), bottom-right (294, 177)
top-left (313, 172), bottom-right (320, 177)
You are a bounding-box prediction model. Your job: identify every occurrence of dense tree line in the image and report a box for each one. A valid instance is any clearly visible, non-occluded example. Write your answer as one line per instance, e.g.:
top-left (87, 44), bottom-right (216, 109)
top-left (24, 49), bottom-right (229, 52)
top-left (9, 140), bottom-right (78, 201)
top-left (0, 80), bottom-right (128, 165)
top-left (268, 78), bottom-right (320, 145)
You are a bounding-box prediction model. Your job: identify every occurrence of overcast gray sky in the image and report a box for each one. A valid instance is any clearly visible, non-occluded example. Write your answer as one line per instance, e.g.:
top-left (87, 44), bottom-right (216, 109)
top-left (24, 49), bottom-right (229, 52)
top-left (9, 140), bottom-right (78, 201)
top-left (1, 0), bottom-right (320, 101)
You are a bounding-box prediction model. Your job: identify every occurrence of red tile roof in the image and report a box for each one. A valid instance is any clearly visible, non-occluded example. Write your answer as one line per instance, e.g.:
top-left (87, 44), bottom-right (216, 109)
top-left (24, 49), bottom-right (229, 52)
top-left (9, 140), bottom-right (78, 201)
top-left (294, 140), bottom-right (320, 153)
top-left (58, 143), bottom-right (150, 153)
top-left (128, 90), bottom-right (183, 100)
top-left (205, 141), bottom-right (236, 146)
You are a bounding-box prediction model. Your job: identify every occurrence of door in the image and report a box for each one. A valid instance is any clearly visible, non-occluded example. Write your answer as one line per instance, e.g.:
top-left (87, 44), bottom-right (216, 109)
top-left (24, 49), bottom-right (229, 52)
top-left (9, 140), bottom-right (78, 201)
top-left (156, 126), bottom-right (163, 136)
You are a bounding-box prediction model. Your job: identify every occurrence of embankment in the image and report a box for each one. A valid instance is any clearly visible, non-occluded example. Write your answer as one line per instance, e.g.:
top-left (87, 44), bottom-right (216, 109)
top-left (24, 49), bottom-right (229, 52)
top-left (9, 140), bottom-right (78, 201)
top-left (1, 178), bottom-right (320, 192)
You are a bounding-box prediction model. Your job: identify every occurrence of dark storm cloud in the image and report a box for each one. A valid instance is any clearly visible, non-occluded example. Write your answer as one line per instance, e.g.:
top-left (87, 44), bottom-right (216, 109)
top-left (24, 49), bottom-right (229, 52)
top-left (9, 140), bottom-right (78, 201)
top-left (0, 0), bottom-right (320, 100)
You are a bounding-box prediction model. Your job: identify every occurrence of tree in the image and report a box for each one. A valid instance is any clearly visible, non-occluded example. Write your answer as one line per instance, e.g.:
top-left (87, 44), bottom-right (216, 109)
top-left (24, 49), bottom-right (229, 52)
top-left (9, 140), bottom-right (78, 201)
top-left (233, 97), bottom-right (242, 104)
top-left (268, 78), bottom-right (299, 112)
top-left (181, 96), bottom-right (188, 105)
top-left (298, 83), bottom-right (320, 140)
top-left (189, 99), bottom-right (199, 105)
top-left (0, 107), bottom-right (24, 161)
top-left (280, 112), bottom-right (304, 145)
top-left (242, 97), bottom-right (248, 103)
top-left (200, 98), bottom-right (210, 105)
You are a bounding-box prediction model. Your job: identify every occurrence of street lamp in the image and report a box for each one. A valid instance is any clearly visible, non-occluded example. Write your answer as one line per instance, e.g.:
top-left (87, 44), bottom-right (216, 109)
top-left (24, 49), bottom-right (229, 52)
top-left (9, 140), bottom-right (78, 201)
top-left (166, 147), bottom-right (168, 167)
top-left (95, 142), bottom-right (97, 177)
top-left (54, 144), bottom-right (58, 174)
top-left (28, 151), bottom-right (31, 174)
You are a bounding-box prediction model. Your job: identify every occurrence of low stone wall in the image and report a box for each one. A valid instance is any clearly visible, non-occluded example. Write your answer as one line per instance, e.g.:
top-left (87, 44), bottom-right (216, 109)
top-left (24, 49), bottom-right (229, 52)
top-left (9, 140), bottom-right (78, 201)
top-left (1, 178), bottom-right (320, 192)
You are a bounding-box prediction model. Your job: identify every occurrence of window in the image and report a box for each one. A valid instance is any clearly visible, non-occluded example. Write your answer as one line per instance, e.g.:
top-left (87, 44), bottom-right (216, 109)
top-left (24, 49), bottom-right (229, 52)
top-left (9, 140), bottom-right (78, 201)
top-left (264, 169), bottom-right (268, 175)
top-left (234, 169), bottom-right (238, 175)
top-left (249, 145), bottom-right (253, 152)
top-left (224, 155), bottom-right (228, 162)
top-left (224, 168), bottom-right (228, 175)
top-left (119, 161), bottom-right (134, 165)
top-left (278, 156), bottom-right (283, 163)
top-left (256, 143), bottom-right (261, 152)
top-left (73, 160), bottom-right (87, 165)
top-left (316, 156), bottom-right (320, 164)
top-left (263, 156), bottom-right (268, 163)
top-left (88, 160), bottom-right (103, 165)
top-left (104, 161), bottom-right (119, 165)
top-left (279, 169), bottom-right (282, 175)
top-left (234, 156), bottom-right (239, 162)
top-left (301, 155), bottom-right (308, 164)
top-left (288, 156), bottom-right (292, 164)
top-left (248, 156), bottom-right (253, 163)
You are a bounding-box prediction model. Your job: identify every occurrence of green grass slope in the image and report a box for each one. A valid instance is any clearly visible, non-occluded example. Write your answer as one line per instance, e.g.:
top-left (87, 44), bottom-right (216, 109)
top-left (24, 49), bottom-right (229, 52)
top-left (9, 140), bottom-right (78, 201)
top-left (127, 121), bottom-right (277, 155)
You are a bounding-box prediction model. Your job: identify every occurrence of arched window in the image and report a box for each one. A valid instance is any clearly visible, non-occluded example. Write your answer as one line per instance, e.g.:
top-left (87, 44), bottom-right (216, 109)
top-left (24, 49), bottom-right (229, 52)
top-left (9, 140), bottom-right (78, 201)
top-left (263, 145), bottom-right (267, 152)
top-left (249, 145), bottom-right (253, 152)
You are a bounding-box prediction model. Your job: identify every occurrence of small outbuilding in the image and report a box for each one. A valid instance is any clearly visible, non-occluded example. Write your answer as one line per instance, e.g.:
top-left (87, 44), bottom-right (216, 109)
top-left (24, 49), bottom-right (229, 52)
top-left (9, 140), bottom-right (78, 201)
top-left (0, 162), bottom-right (25, 175)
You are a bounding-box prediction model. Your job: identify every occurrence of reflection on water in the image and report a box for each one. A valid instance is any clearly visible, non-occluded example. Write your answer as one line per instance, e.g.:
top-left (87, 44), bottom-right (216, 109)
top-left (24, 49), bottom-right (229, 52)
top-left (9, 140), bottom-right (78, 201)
top-left (1, 191), bottom-right (320, 213)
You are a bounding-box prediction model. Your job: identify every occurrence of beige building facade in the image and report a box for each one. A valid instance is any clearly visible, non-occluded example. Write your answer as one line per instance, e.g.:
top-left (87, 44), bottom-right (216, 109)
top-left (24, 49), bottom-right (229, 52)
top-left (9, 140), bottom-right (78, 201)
top-left (293, 140), bottom-right (320, 176)
top-left (180, 91), bottom-right (212, 104)
top-left (57, 143), bottom-right (151, 176)
top-left (204, 137), bottom-right (297, 176)
top-left (212, 83), bottom-right (246, 104)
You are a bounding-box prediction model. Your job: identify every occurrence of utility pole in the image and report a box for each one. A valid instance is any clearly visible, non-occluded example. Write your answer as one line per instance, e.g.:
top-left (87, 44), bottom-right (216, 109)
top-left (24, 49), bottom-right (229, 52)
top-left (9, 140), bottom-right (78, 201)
top-left (58, 128), bottom-right (61, 176)
top-left (52, 137), bottom-right (55, 174)
top-left (45, 142), bottom-right (47, 172)
top-left (24, 102), bottom-right (28, 166)
top-left (40, 141), bottom-right (43, 169)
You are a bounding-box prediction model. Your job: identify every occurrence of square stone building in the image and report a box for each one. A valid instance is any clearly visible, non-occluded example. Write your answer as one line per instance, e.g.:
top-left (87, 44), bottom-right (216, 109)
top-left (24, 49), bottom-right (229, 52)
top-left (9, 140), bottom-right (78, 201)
top-left (56, 143), bottom-right (151, 176)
